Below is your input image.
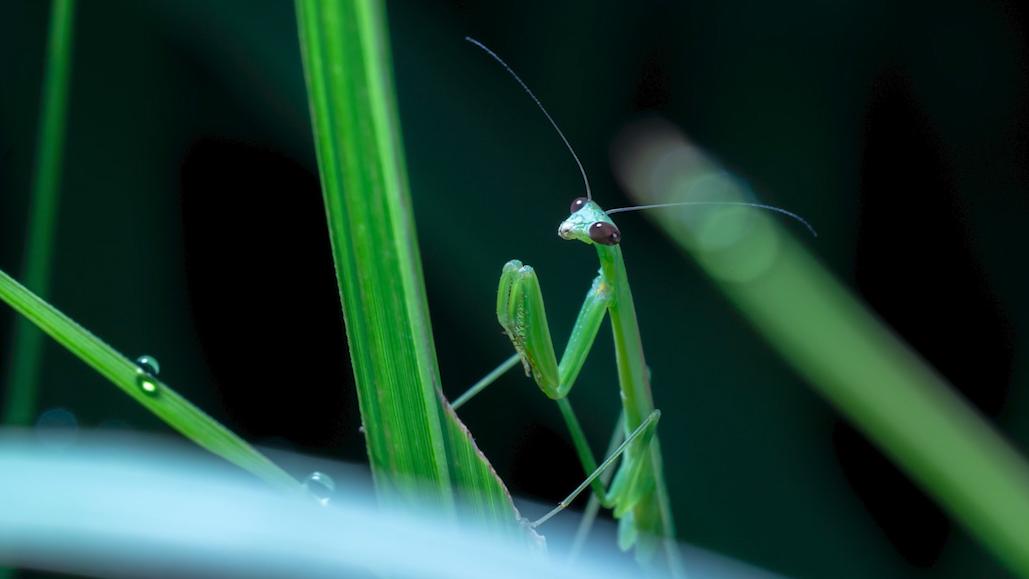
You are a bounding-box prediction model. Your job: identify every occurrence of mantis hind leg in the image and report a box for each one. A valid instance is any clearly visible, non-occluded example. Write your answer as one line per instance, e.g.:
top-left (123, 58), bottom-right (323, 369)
top-left (530, 409), bottom-right (660, 529)
top-left (570, 412), bottom-right (625, 560)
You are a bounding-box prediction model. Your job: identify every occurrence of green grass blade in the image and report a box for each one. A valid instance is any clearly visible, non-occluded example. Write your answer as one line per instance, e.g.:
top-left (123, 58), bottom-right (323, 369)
top-left (294, 0), bottom-right (520, 529)
top-left (0, 269), bottom-right (299, 493)
top-left (295, 0), bottom-right (452, 505)
top-left (616, 121), bottom-right (1029, 576)
top-left (3, 0), bottom-right (76, 426)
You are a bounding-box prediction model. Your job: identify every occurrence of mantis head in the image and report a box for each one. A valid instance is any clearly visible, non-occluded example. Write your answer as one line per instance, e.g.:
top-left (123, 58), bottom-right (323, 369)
top-left (559, 197), bottom-right (622, 246)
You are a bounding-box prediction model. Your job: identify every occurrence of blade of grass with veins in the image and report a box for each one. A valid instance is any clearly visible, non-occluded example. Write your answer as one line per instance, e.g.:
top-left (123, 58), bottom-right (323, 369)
top-left (0, 269), bottom-right (298, 493)
top-left (295, 0), bottom-right (524, 535)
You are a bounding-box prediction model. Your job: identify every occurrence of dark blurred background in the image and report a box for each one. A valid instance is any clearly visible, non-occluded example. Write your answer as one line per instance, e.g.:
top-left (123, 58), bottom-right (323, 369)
top-left (2, 1), bottom-right (1028, 577)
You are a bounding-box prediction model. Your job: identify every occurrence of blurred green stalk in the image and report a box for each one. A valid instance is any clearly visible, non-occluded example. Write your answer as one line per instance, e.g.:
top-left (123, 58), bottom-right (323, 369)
top-left (3, 0), bottom-right (76, 426)
top-left (616, 119), bottom-right (1029, 576)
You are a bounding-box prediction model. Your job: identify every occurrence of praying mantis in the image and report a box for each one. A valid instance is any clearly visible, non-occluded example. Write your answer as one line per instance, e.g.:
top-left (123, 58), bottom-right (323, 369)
top-left (453, 38), bottom-right (815, 572)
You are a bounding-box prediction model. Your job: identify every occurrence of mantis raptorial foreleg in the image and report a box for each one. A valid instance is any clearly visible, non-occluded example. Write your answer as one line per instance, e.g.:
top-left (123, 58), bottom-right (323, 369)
top-left (453, 259), bottom-right (627, 505)
top-left (497, 257), bottom-right (666, 527)
top-left (497, 260), bottom-right (621, 500)
top-left (497, 260), bottom-right (610, 400)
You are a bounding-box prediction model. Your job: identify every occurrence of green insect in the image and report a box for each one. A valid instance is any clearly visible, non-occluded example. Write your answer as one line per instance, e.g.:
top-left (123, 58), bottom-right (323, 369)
top-left (456, 37), bottom-right (814, 572)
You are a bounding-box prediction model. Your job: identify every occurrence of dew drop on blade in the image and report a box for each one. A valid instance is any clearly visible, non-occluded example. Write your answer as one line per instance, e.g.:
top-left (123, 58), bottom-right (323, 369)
top-left (135, 355), bottom-right (161, 376)
top-left (303, 471), bottom-right (336, 506)
top-left (134, 355), bottom-right (161, 397)
top-left (135, 373), bottom-right (160, 397)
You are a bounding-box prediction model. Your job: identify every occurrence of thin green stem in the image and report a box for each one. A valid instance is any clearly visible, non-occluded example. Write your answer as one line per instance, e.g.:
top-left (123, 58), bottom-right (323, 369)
top-left (452, 353), bottom-right (520, 410)
top-left (3, 0), bottom-right (76, 426)
top-left (0, 269), bottom-right (299, 492)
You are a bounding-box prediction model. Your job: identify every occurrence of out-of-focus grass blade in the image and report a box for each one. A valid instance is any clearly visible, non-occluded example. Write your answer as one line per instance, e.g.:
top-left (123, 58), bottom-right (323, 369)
top-left (0, 269), bottom-right (298, 493)
top-left (3, 0), bottom-right (76, 426)
top-left (294, 0), bottom-right (520, 530)
top-left (613, 118), bottom-right (1029, 576)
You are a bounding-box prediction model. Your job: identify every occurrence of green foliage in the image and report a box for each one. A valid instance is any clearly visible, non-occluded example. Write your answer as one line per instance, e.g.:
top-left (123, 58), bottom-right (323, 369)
top-left (294, 0), bottom-right (521, 531)
top-left (3, 0), bottom-right (76, 426)
top-left (0, 269), bottom-right (298, 492)
top-left (619, 128), bottom-right (1029, 576)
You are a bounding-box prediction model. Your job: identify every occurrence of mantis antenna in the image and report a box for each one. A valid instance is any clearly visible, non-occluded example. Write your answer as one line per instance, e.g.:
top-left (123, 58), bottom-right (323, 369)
top-left (607, 200), bottom-right (818, 237)
top-left (465, 36), bottom-right (593, 201)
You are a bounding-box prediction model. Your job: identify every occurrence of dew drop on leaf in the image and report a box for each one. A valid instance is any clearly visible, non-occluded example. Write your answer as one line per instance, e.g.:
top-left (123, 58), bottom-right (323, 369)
top-left (135, 374), bottom-right (160, 397)
top-left (303, 471), bottom-right (336, 506)
top-left (135, 355), bottom-right (161, 376)
top-left (134, 355), bottom-right (161, 397)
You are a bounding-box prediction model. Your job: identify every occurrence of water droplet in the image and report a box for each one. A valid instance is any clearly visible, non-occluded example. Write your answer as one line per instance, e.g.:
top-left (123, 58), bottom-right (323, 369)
top-left (134, 355), bottom-right (161, 397)
top-left (303, 471), bottom-right (336, 506)
top-left (137, 376), bottom-right (159, 399)
top-left (135, 355), bottom-right (160, 376)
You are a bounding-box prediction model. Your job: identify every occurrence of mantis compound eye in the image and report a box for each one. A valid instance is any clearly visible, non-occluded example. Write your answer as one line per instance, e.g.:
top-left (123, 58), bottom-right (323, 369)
top-left (588, 222), bottom-right (621, 245)
top-left (569, 197), bottom-right (588, 214)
